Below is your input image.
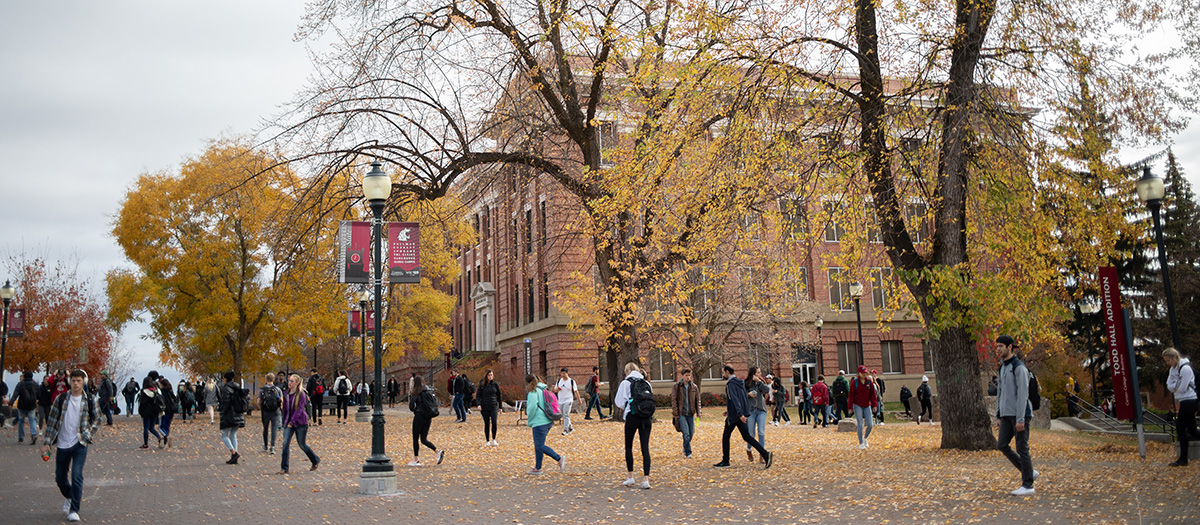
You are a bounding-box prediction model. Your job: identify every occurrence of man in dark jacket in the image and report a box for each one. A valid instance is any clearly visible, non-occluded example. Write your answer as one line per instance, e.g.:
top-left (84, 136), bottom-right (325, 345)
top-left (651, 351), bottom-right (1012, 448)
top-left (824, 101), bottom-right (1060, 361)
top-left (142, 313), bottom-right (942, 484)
top-left (97, 371), bottom-right (116, 425)
top-left (122, 378), bottom-right (139, 418)
top-left (218, 371), bottom-right (247, 464)
top-left (10, 371), bottom-right (40, 443)
top-left (916, 376), bottom-right (933, 424)
top-left (305, 369), bottom-right (324, 426)
top-left (713, 365), bottom-right (772, 469)
top-left (899, 385), bottom-right (913, 416)
top-left (671, 369), bottom-right (701, 458)
top-left (38, 374), bottom-right (55, 429)
top-left (831, 371), bottom-right (850, 423)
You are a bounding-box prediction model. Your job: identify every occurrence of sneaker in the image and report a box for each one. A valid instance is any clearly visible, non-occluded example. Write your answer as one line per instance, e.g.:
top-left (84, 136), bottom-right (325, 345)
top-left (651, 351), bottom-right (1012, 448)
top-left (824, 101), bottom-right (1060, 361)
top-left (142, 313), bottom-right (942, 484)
top-left (558, 456), bottom-right (566, 471)
top-left (407, 460), bottom-right (421, 467)
top-left (712, 462), bottom-right (730, 468)
top-left (310, 460), bottom-right (319, 471)
top-left (63, 499), bottom-right (71, 515)
top-left (764, 451), bottom-right (774, 469)
top-left (864, 439), bottom-right (869, 449)
top-left (492, 440), bottom-right (499, 447)
top-left (1010, 486), bottom-right (1035, 496)
top-left (31, 436), bottom-right (37, 445)
top-left (1032, 470), bottom-right (1040, 481)
top-left (270, 447), bottom-right (275, 455)
top-left (436, 450), bottom-right (446, 465)
top-left (917, 415), bottom-right (921, 424)
top-left (641, 480), bottom-right (651, 490)
top-left (527, 469), bottom-right (543, 475)
top-left (622, 477), bottom-right (637, 486)
top-left (561, 431), bottom-right (568, 436)
top-left (68, 512), bottom-right (80, 522)
top-left (139, 444), bottom-right (149, 449)
top-left (1169, 460), bottom-right (1188, 467)
top-left (685, 453), bottom-right (693, 459)
top-left (584, 417), bottom-right (594, 420)
top-left (17, 439), bottom-right (22, 443)
top-left (858, 443), bottom-right (867, 450)
top-left (263, 445), bottom-right (269, 452)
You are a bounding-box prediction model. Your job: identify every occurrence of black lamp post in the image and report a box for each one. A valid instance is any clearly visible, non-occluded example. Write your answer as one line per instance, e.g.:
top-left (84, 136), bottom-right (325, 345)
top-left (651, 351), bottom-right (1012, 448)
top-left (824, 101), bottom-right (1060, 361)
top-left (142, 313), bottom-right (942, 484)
top-left (814, 316), bottom-right (824, 376)
top-left (357, 289), bottom-right (371, 419)
top-left (0, 280), bottom-right (14, 395)
top-left (849, 281), bottom-right (864, 369)
top-left (1136, 166), bottom-right (1184, 353)
top-left (359, 161), bottom-right (395, 493)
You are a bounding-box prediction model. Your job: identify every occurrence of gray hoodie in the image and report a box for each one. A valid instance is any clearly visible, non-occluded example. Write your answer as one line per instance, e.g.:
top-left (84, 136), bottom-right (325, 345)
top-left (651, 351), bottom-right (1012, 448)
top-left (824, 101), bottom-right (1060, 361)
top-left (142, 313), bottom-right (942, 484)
top-left (996, 356), bottom-right (1032, 424)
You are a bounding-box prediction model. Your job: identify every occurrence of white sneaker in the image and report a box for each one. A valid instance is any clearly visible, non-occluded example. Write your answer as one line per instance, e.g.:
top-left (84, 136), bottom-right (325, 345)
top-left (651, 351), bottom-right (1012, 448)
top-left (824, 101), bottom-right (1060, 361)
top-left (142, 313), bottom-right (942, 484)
top-left (1010, 486), bottom-right (1035, 496)
top-left (1032, 470), bottom-right (1040, 481)
top-left (864, 439), bottom-right (869, 448)
top-left (558, 455), bottom-right (566, 471)
top-left (641, 480), bottom-right (651, 490)
top-left (68, 512), bottom-right (80, 522)
top-left (492, 440), bottom-right (499, 447)
top-left (858, 443), bottom-right (867, 450)
top-left (784, 421), bottom-right (790, 426)
top-left (622, 477), bottom-right (637, 486)
top-left (62, 499), bottom-right (71, 515)
top-left (407, 460), bottom-right (421, 467)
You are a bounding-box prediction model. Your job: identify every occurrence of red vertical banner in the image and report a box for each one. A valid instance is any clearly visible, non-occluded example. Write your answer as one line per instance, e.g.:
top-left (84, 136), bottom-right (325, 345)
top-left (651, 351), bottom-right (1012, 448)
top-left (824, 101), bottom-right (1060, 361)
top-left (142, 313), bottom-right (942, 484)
top-left (1100, 266), bottom-right (1134, 420)
top-left (364, 309), bottom-right (375, 336)
top-left (7, 307), bottom-right (25, 337)
top-left (337, 221), bottom-right (371, 284)
top-left (388, 222), bottom-right (420, 283)
top-left (348, 310), bottom-right (361, 338)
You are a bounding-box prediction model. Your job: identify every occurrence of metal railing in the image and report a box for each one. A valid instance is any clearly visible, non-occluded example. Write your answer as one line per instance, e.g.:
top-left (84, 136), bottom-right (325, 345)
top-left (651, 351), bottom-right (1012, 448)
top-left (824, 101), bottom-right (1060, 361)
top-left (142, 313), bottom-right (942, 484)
top-left (1055, 392), bottom-right (1173, 439)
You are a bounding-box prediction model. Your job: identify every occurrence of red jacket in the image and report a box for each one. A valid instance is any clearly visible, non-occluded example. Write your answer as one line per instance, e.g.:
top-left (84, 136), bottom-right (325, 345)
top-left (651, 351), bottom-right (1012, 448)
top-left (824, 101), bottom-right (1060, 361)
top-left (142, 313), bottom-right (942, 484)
top-left (848, 377), bottom-right (879, 409)
top-left (811, 381), bottom-right (830, 405)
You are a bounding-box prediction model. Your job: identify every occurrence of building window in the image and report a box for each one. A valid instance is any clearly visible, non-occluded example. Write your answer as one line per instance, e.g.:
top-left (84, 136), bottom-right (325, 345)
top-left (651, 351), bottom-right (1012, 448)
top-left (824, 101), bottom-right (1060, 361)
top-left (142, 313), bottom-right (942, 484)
top-left (786, 267), bottom-right (809, 305)
top-left (827, 268), bottom-right (852, 311)
top-left (525, 209), bottom-right (533, 253)
top-left (922, 340), bottom-right (934, 372)
top-left (647, 346), bottom-right (676, 381)
top-left (906, 200), bottom-right (929, 244)
top-left (527, 278), bottom-right (535, 323)
top-left (748, 343), bottom-right (772, 371)
top-left (467, 319), bottom-right (473, 350)
top-left (865, 201), bottom-right (882, 243)
top-left (779, 197), bottom-right (807, 239)
top-left (739, 212), bottom-right (761, 241)
top-left (870, 267), bottom-right (893, 309)
top-left (823, 201), bottom-right (846, 242)
top-left (512, 217), bottom-right (519, 253)
top-left (542, 273), bottom-right (550, 319)
top-left (598, 121), bottom-right (618, 166)
top-left (690, 267), bottom-right (716, 312)
top-left (539, 201), bottom-right (547, 247)
top-left (837, 341), bottom-right (861, 374)
top-left (513, 284), bottom-right (520, 327)
top-left (880, 340), bottom-right (902, 374)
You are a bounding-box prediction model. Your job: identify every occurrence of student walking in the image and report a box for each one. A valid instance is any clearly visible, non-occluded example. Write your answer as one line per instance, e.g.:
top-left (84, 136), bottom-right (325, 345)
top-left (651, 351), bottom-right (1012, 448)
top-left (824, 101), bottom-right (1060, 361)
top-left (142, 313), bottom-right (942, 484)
top-left (97, 371), bottom-right (116, 426)
top-left (10, 371), bottom-right (39, 444)
top-left (831, 371), bottom-right (850, 423)
top-left (524, 374), bottom-right (563, 475)
top-left (994, 335), bottom-right (1037, 495)
top-left (477, 370), bottom-right (503, 447)
top-left (258, 373), bottom-right (283, 454)
top-left (671, 369), bottom-right (701, 459)
top-left (305, 369), bottom-right (325, 425)
top-left (407, 375), bottom-right (445, 466)
top-left (584, 366), bottom-right (607, 420)
top-left (332, 371), bottom-right (352, 424)
top-left (796, 381), bottom-right (811, 425)
top-left (157, 377), bottom-right (178, 448)
top-left (205, 379), bottom-right (219, 424)
top-left (278, 374), bottom-right (320, 473)
top-left (811, 376), bottom-right (830, 428)
top-left (42, 369), bottom-right (101, 523)
top-left (1162, 347), bottom-right (1197, 467)
top-left (713, 365), bottom-right (773, 469)
top-left (849, 366), bottom-right (878, 449)
top-left (387, 376), bottom-right (399, 408)
top-left (137, 376), bottom-right (165, 449)
top-left (122, 377), bottom-right (139, 418)
top-left (769, 375), bottom-right (790, 426)
top-left (614, 362), bottom-right (654, 488)
top-left (744, 367), bottom-right (770, 461)
top-left (554, 368), bottom-right (579, 436)
top-left (179, 382), bottom-right (196, 421)
top-left (38, 375), bottom-right (56, 429)
top-left (218, 371), bottom-right (247, 465)
top-left (916, 376), bottom-right (933, 424)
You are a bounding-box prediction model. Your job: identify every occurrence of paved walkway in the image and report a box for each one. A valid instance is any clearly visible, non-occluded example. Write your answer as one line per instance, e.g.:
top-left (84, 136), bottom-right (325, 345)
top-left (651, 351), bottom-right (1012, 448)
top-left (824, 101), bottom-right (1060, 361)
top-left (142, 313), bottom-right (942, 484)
top-left (0, 408), bottom-right (1196, 524)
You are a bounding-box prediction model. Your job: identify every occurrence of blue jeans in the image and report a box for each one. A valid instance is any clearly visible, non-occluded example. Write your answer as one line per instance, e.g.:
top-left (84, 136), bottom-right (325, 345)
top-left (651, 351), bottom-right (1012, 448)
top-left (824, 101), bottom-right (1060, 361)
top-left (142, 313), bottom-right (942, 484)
top-left (55, 443), bottom-right (88, 514)
top-left (813, 404), bottom-right (828, 426)
top-left (747, 409), bottom-right (767, 450)
top-left (281, 424), bottom-right (319, 472)
top-left (160, 413), bottom-right (174, 438)
top-left (17, 408), bottom-right (38, 441)
top-left (100, 398), bottom-right (113, 424)
top-left (530, 423), bottom-right (560, 470)
top-left (585, 393), bottom-right (605, 418)
top-left (853, 404), bottom-right (875, 444)
top-left (221, 427), bottom-right (239, 452)
top-left (142, 416), bottom-right (162, 446)
top-left (678, 415), bottom-right (695, 455)
top-left (452, 393), bottom-right (466, 421)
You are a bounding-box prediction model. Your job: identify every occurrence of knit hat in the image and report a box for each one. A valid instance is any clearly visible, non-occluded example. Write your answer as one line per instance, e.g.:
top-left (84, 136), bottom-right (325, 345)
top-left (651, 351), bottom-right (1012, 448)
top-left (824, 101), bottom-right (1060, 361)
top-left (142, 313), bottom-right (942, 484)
top-left (922, 375), bottom-right (929, 383)
top-left (995, 335), bottom-right (1016, 347)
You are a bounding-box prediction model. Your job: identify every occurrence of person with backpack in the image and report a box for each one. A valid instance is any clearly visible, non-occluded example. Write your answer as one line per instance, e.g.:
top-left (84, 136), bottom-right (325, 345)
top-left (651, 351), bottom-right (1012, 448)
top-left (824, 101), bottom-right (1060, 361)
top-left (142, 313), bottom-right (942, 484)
top-left (769, 375), bottom-right (790, 426)
top-left (218, 371), bottom-right (248, 465)
top-left (450, 370), bottom-right (467, 422)
top-left (258, 373), bottom-right (283, 454)
top-left (42, 369), bottom-right (101, 523)
top-left (584, 366), bottom-right (607, 420)
top-left (122, 377), bottom-right (139, 418)
top-left (477, 369), bottom-right (503, 447)
top-left (157, 377), bottom-right (179, 448)
top-left (407, 375), bottom-right (446, 466)
top-left (830, 371), bottom-right (850, 423)
top-left (713, 365), bottom-right (773, 469)
top-left (671, 368), bottom-right (701, 459)
top-left (38, 374), bottom-right (56, 429)
top-left (524, 374), bottom-right (564, 475)
top-left (96, 371), bottom-right (116, 426)
top-left (796, 381), bottom-right (811, 425)
top-left (1064, 371), bottom-right (1079, 417)
top-left (849, 366), bottom-right (879, 449)
top-left (994, 335), bottom-right (1037, 496)
top-left (553, 368), bottom-right (579, 436)
top-left (332, 371), bottom-right (352, 424)
top-left (811, 376), bottom-right (830, 428)
top-left (1162, 347), bottom-right (1197, 467)
top-left (137, 374), bottom-right (165, 449)
top-left (744, 367), bottom-right (770, 461)
top-left (872, 370), bottom-right (886, 425)
top-left (10, 371), bottom-right (40, 444)
top-left (305, 369), bottom-right (324, 426)
top-left (387, 376), bottom-right (399, 408)
top-left (916, 376), bottom-right (933, 424)
top-left (899, 384), bottom-right (913, 417)
top-left (613, 362), bottom-right (654, 488)
top-left (179, 382), bottom-right (195, 421)
top-left (278, 373), bottom-right (320, 474)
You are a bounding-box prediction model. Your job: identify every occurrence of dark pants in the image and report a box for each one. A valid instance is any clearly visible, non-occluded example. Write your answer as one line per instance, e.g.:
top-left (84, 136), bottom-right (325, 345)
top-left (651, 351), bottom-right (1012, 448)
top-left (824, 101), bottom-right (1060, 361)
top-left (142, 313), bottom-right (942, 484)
top-left (280, 424), bottom-right (319, 472)
top-left (181, 402), bottom-right (194, 420)
top-left (412, 415), bottom-right (436, 457)
top-left (142, 415), bottom-right (162, 446)
top-left (481, 408), bottom-right (498, 442)
top-left (452, 393), bottom-right (466, 421)
top-left (919, 400), bottom-right (932, 420)
top-left (1067, 395), bottom-right (1079, 417)
top-left (997, 416), bottom-right (1034, 488)
top-left (55, 443), bottom-right (88, 514)
top-left (262, 410), bottom-right (280, 449)
top-left (160, 413), bottom-right (174, 438)
top-left (124, 396), bottom-right (135, 417)
top-left (100, 397), bottom-right (113, 425)
top-left (1176, 399), bottom-right (1199, 464)
top-left (309, 395), bottom-right (323, 423)
top-left (722, 418), bottom-right (769, 462)
top-left (834, 397), bottom-right (850, 420)
top-left (585, 393), bottom-right (605, 418)
top-left (531, 423), bottom-right (559, 470)
top-left (773, 402), bottom-right (790, 423)
top-left (901, 398), bottom-right (911, 415)
top-left (812, 404), bottom-right (828, 426)
top-left (336, 395), bottom-right (349, 419)
top-left (624, 415), bottom-right (652, 476)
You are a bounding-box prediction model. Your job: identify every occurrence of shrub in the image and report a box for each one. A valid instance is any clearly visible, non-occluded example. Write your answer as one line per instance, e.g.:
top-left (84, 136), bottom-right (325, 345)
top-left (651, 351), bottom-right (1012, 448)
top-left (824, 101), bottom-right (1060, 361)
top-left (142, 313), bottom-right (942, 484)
top-left (701, 392), bottom-right (726, 407)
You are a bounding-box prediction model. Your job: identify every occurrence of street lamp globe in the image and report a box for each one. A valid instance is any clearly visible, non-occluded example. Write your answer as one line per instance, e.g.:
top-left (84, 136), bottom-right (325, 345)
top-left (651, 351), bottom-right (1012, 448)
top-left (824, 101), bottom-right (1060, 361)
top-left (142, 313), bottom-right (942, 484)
top-left (849, 281), bottom-right (864, 298)
top-left (0, 280), bottom-right (14, 301)
top-left (1135, 166), bottom-right (1165, 204)
top-left (1079, 301), bottom-right (1099, 315)
top-left (362, 162), bottom-right (392, 203)
top-left (359, 290), bottom-right (372, 304)
top-left (814, 316), bottom-right (823, 330)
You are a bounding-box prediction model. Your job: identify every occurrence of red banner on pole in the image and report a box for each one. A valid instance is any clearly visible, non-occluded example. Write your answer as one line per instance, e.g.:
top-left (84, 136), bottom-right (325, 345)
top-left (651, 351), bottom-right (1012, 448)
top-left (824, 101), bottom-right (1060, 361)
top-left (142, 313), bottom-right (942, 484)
top-left (348, 309), bottom-right (375, 337)
top-left (337, 221), bottom-right (371, 284)
top-left (388, 222), bottom-right (420, 284)
top-left (1100, 266), bottom-right (1134, 420)
top-left (7, 307), bottom-right (25, 338)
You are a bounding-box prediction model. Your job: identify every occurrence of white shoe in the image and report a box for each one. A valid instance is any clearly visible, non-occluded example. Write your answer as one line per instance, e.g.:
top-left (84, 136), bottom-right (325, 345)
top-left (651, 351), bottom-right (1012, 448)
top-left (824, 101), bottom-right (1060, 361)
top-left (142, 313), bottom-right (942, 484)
top-left (62, 499), bottom-right (71, 515)
top-left (622, 477), bottom-right (637, 486)
top-left (1032, 470), bottom-right (1040, 481)
top-left (1010, 486), bottom-right (1035, 496)
top-left (858, 443), bottom-right (867, 450)
top-left (784, 421), bottom-right (790, 426)
top-left (558, 455), bottom-right (566, 471)
top-left (864, 439), bottom-right (869, 448)
top-left (407, 460), bottom-right (421, 467)
top-left (68, 512), bottom-right (80, 522)
top-left (492, 440), bottom-right (499, 447)
top-left (641, 480), bottom-right (651, 490)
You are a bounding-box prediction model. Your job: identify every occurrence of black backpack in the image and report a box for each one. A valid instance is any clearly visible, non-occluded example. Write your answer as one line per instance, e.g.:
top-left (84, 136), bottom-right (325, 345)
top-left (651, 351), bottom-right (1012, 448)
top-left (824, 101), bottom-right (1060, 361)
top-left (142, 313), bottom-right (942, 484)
top-left (625, 376), bottom-right (656, 417)
top-left (410, 389), bottom-right (439, 418)
top-left (337, 378), bottom-right (350, 396)
top-left (1009, 360), bottom-right (1041, 411)
top-left (831, 378), bottom-right (848, 397)
top-left (17, 381), bottom-right (38, 409)
top-left (260, 385), bottom-right (281, 412)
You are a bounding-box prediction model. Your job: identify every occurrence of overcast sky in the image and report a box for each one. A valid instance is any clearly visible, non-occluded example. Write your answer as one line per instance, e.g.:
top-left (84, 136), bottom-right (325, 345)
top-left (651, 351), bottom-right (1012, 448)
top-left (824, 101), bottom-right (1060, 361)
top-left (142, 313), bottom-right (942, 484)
top-left (1, 1), bottom-right (1197, 384)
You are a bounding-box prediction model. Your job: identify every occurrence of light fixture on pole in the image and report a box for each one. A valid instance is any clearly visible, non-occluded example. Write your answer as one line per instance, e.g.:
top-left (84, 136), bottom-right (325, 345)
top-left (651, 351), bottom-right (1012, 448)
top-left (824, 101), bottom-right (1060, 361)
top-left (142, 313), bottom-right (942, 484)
top-left (849, 281), bottom-right (864, 369)
top-left (359, 161), bottom-right (396, 495)
top-left (0, 280), bottom-right (14, 394)
top-left (814, 316), bottom-right (824, 376)
top-left (1136, 166), bottom-right (1184, 353)
top-left (357, 289), bottom-right (372, 420)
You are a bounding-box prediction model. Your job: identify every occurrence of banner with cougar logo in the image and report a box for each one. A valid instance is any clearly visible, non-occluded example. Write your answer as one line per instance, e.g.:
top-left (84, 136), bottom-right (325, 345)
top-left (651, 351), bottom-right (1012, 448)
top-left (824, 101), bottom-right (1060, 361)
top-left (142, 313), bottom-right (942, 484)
top-left (388, 222), bottom-right (420, 283)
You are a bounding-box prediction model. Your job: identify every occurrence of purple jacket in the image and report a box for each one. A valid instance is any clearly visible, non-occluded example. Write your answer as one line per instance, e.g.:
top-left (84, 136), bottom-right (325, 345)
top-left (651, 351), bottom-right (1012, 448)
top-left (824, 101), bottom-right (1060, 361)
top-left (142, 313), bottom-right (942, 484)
top-left (282, 390), bottom-right (310, 427)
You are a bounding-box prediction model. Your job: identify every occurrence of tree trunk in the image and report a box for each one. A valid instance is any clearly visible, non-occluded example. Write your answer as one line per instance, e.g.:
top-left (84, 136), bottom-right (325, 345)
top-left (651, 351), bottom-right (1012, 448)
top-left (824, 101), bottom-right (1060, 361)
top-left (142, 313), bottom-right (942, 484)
top-left (928, 320), bottom-right (995, 449)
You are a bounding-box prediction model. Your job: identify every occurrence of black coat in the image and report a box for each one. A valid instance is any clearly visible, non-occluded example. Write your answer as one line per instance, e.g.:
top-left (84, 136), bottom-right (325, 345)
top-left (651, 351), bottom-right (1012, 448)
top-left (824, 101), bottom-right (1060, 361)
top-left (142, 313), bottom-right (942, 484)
top-left (477, 381), bottom-right (502, 412)
top-left (218, 382), bottom-right (247, 429)
top-left (13, 379), bottom-right (40, 410)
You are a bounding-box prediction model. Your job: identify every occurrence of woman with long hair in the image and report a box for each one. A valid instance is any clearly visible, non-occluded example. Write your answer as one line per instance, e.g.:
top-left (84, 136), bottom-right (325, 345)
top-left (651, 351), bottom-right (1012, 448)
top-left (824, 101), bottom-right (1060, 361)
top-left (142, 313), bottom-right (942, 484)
top-left (477, 369), bottom-right (503, 447)
top-left (157, 377), bottom-right (178, 448)
top-left (744, 366), bottom-right (769, 462)
top-left (407, 375), bottom-right (444, 466)
top-left (205, 379), bottom-right (218, 424)
top-left (524, 374), bottom-right (563, 475)
top-left (614, 362), bottom-right (654, 488)
top-left (137, 377), bottom-right (164, 449)
top-left (278, 373), bottom-right (320, 473)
